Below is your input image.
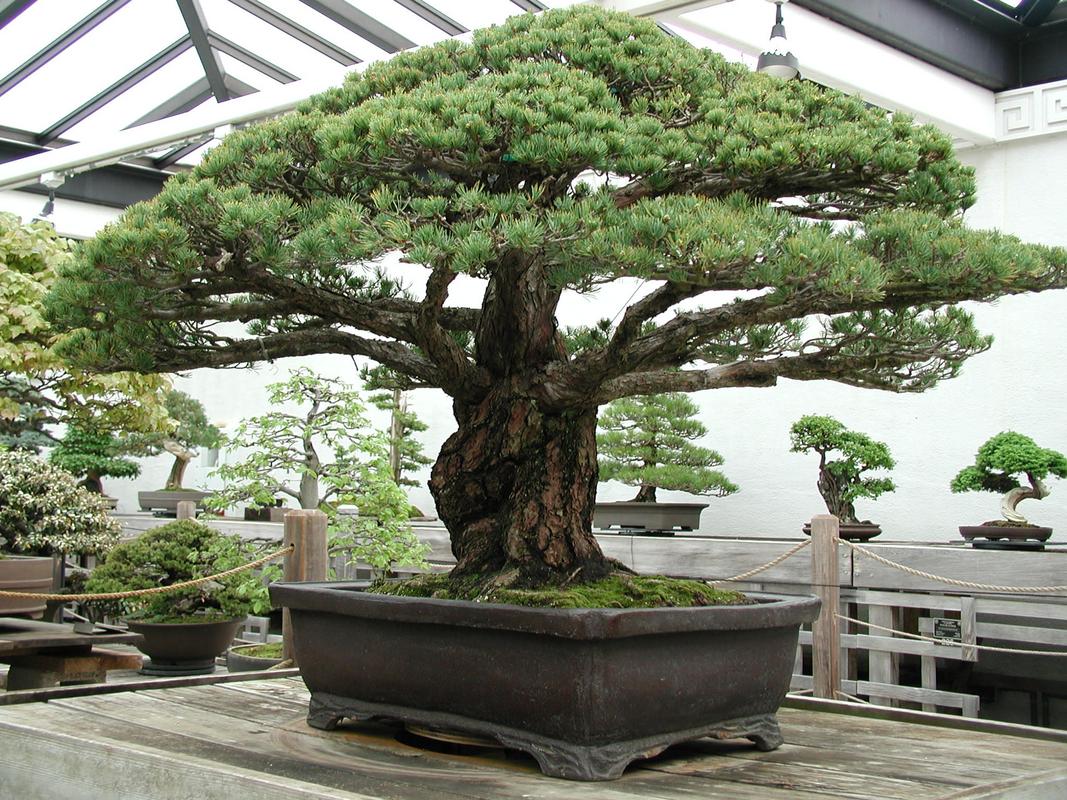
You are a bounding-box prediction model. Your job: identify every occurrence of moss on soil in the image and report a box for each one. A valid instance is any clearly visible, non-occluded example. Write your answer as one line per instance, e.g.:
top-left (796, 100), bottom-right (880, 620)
top-left (234, 642), bottom-right (283, 659)
top-left (369, 572), bottom-right (748, 609)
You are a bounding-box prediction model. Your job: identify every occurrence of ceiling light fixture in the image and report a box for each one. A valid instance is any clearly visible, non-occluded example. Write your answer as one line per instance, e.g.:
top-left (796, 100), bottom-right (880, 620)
top-left (757, 0), bottom-right (800, 80)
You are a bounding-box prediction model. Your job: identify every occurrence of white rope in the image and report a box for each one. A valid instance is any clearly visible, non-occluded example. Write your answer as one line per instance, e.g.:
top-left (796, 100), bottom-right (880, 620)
top-left (711, 538), bottom-right (811, 583)
top-left (842, 539), bottom-right (1067, 593)
top-left (839, 613), bottom-right (1067, 657)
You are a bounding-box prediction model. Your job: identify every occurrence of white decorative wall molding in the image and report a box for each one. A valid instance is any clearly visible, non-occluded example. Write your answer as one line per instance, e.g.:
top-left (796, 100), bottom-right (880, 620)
top-left (996, 79), bottom-right (1067, 141)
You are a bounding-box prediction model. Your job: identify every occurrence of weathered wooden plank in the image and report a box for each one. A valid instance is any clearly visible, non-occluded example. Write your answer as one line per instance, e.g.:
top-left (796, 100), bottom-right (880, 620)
top-left (851, 544), bottom-right (1067, 595)
top-left (855, 681), bottom-right (980, 711)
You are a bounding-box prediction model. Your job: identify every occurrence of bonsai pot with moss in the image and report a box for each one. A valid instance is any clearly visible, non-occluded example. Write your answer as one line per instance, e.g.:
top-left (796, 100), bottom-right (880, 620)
top-left (227, 641), bottom-right (284, 672)
top-left (85, 520), bottom-right (276, 675)
top-left (951, 432), bottom-right (1066, 544)
top-left (791, 415), bottom-right (895, 541)
top-left (271, 579), bottom-right (819, 781)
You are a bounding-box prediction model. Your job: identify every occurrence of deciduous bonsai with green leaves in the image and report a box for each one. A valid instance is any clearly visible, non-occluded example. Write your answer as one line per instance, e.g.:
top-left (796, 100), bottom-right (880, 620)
top-left (950, 432), bottom-right (1067, 532)
top-left (206, 369), bottom-right (427, 571)
top-left (597, 393), bottom-right (737, 503)
top-left (0, 212), bottom-right (169, 442)
top-left (46, 8), bottom-right (1067, 600)
top-left (789, 415), bottom-right (895, 529)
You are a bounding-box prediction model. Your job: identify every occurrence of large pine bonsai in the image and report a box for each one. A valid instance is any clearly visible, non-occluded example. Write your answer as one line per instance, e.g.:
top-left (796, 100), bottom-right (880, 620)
top-left (597, 393), bottom-right (737, 503)
top-left (47, 8), bottom-right (1067, 591)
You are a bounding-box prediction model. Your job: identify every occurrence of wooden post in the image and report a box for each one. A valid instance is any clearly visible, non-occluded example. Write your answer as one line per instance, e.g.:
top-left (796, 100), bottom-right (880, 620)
top-left (176, 500), bottom-right (196, 520)
top-left (281, 509), bottom-right (329, 665)
top-left (810, 514), bottom-right (841, 700)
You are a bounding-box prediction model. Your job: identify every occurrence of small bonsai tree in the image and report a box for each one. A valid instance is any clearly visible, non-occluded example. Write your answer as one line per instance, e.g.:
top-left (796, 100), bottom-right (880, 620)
top-left (789, 415), bottom-right (895, 525)
top-left (597, 393), bottom-right (737, 503)
top-left (128, 390), bottom-right (221, 490)
top-left (85, 520), bottom-right (273, 622)
top-left (950, 432), bottom-right (1067, 526)
top-left (0, 449), bottom-right (120, 556)
top-left (206, 369), bottom-right (427, 570)
top-left (49, 424), bottom-right (140, 495)
top-left (370, 388), bottom-right (432, 489)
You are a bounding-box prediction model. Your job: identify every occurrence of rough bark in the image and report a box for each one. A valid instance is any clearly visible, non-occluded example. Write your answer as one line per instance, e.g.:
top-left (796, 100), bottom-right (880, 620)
top-left (429, 382), bottom-right (613, 586)
top-left (1000, 475), bottom-right (1049, 524)
top-left (633, 485), bottom-right (658, 503)
top-left (817, 468), bottom-right (857, 525)
top-left (162, 440), bottom-right (195, 490)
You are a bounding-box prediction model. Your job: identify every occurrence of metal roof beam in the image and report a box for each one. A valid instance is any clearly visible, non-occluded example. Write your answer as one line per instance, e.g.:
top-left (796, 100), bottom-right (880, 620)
top-left (129, 78), bottom-right (213, 128)
top-left (510, 0), bottom-right (546, 11)
top-left (176, 0), bottom-right (231, 101)
top-left (392, 0), bottom-right (466, 36)
top-left (224, 0), bottom-right (359, 65)
top-left (0, 0), bottom-right (132, 97)
top-left (792, 0), bottom-right (1018, 90)
top-left (0, 0), bottom-right (33, 30)
top-left (1018, 0), bottom-right (1062, 26)
top-left (207, 32), bottom-right (298, 83)
top-left (299, 0), bottom-right (415, 53)
top-left (39, 35), bottom-right (194, 144)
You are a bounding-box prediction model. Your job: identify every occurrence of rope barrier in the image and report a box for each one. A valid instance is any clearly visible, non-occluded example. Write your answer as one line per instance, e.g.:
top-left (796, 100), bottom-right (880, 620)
top-left (838, 612), bottom-right (1067, 657)
top-left (842, 539), bottom-right (1067, 593)
top-left (0, 544), bottom-right (294, 602)
top-left (711, 538), bottom-right (811, 583)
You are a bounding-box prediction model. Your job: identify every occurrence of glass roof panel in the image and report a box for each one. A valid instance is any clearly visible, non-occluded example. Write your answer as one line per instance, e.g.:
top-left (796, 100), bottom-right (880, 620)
top-left (253, 0), bottom-right (404, 61)
top-left (62, 48), bottom-right (206, 140)
top-left (0, 0), bottom-right (185, 133)
top-left (429, 0), bottom-right (519, 30)
top-left (0, 0), bottom-right (101, 78)
top-left (346, 0), bottom-right (458, 44)
top-left (217, 52), bottom-right (286, 91)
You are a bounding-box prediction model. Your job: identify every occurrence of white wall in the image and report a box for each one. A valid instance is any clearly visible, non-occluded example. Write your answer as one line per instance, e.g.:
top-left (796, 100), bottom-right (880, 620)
top-left (4, 109), bottom-right (1066, 543)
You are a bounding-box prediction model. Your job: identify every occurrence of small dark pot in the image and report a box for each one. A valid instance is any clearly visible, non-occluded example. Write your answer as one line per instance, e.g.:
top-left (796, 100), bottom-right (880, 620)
top-left (270, 581), bottom-right (820, 781)
top-left (802, 522), bottom-right (881, 541)
top-left (127, 618), bottom-right (242, 676)
top-left (0, 555), bottom-right (55, 618)
top-left (959, 525), bottom-right (1052, 542)
top-left (227, 643), bottom-right (284, 673)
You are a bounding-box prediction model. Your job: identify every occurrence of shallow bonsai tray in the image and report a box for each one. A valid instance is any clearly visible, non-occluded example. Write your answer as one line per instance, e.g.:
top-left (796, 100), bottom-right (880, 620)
top-left (270, 580), bottom-right (820, 781)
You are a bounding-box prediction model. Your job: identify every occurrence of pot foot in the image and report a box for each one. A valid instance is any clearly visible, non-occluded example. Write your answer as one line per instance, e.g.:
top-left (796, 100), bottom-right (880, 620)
top-left (305, 692), bottom-right (781, 781)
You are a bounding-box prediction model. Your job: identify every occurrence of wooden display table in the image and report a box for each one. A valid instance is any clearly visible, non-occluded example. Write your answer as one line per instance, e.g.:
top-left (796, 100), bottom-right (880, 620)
top-left (0, 618), bottom-right (143, 690)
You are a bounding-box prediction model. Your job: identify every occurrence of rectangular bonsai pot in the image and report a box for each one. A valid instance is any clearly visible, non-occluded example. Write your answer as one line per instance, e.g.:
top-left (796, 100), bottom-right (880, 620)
top-left (270, 580), bottom-right (820, 780)
top-left (137, 490), bottom-right (213, 513)
top-left (593, 501), bottom-right (708, 532)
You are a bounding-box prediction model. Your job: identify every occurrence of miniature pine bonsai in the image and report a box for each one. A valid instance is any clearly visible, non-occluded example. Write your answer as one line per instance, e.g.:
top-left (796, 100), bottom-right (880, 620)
top-left (49, 424), bottom-right (139, 495)
top-left (47, 8), bottom-right (1067, 596)
top-left (597, 393), bottom-right (737, 502)
top-left (128, 389), bottom-right (221, 490)
top-left (950, 432), bottom-right (1067, 527)
top-left (789, 415), bottom-right (895, 526)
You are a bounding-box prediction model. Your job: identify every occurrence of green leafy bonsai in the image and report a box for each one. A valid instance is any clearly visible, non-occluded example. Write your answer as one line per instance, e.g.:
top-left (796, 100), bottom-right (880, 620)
top-left (46, 8), bottom-right (1067, 599)
top-left (0, 212), bottom-right (169, 438)
top-left (597, 393), bottom-right (737, 502)
top-left (206, 369), bottom-right (427, 571)
top-left (85, 520), bottom-right (274, 622)
top-left (0, 449), bottom-right (120, 556)
top-left (950, 432), bottom-right (1067, 527)
top-left (370, 387), bottom-right (432, 490)
top-left (127, 389), bottom-right (221, 490)
top-left (49, 424), bottom-right (140, 495)
top-left (789, 415), bottom-right (895, 525)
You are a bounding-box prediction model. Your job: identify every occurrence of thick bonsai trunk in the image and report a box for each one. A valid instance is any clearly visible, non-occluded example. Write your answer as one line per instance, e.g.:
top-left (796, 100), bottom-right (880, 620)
top-left (632, 485), bottom-right (658, 503)
top-left (817, 469), bottom-right (857, 525)
top-left (164, 455), bottom-right (189, 491)
top-left (430, 386), bottom-right (613, 586)
top-left (1000, 475), bottom-right (1049, 524)
top-left (81, 471), bottom-right (104, 495)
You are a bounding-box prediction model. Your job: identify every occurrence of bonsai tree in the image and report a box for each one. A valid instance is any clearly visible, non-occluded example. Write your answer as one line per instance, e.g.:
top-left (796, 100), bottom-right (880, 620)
top-left (127, 389), bottom-right (222, 491)
top-left (950, 432), bottom-right (1067, 526)
top-left (84, 520), bottom-right (273, 621)
top-left (46, 8), bottom-right (1067, 594)
top-left (206, 369), bottom-right (427, 570)
top-left (789, 415), bottom-right (895, 525)
top-left (0, 449), bottom-right (120, 556)
top-left (49, 424), bottom-right (140, 495)
top-left (370, 387), bottom-right (431, 489)
top-left (0, 212), bottom-right (169, 437)
top-left (597, 393), bottom-right (737, 502)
